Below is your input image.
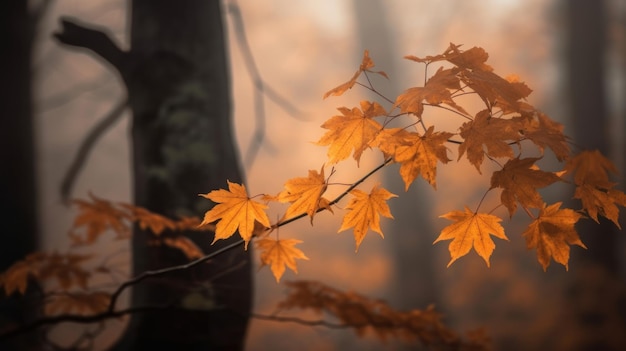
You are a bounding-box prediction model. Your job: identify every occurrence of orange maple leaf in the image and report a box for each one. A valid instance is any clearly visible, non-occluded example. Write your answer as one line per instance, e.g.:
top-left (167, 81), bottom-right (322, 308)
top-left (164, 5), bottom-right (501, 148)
top-left (519, 112), bottom-right (570, 161)
top-left (316, 101), bottom-right (385, 165)
top-left (394, 67), bottom-right (467, 117)
top-left (278, 166), bottom-right (329, 223)
top-left (199, 181), bottom-right (271, 249)
top-left (393, 126), bottom-right (453, 190)
top-left (69, 194), bottom-right (132, 245)
top-left (256, 238), bottom-right (309, 282)
top-left (462, 69), bottom-right (532, 113)
top-left (162, 236), bottom-right (205, 260)
top-left (120, 203), bottom-right (176, 236)
top-left (565, 150), bottom-right (626, 227)
top-left (434, 207), bottom-right (508, 267)
top-left (522, 202), bottom-right (585, 271)
top-left (490, 157), bottom-right (561, 216)
top-left (0, 253), bottom-right (42, 295)
top-left (338, 185), bottom-right (397, 251)
top-left (323, 50), bottom-right (388, 99)
top-left (458, 109), bottom-right (521, 172)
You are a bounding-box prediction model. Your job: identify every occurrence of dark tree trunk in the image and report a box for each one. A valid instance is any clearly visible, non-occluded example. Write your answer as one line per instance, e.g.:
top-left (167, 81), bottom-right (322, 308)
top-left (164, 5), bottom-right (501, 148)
top-left (55, 1), bottom-right (250, 350)
top-left (0, 1), bottom-right (40, 350)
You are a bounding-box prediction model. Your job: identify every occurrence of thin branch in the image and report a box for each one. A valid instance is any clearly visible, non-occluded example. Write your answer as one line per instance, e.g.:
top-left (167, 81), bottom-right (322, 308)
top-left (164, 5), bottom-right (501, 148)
top-left (251, 313), bottom-right (347, 329)
top-left (107, 239), bottom-right (244, 313)
top-left (227, 0), bottom-right (308, 169)
top-left (60, 98), bottom-right (128, 203)
top-left (275, 157), bottom-right (394, 228)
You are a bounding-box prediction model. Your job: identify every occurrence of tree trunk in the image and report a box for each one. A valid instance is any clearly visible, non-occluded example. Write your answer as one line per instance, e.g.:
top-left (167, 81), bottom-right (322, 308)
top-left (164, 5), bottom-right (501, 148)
top-left (55, 1), bottom-right (250, 350)
top-left (0, 1), bottom-right (40, 349)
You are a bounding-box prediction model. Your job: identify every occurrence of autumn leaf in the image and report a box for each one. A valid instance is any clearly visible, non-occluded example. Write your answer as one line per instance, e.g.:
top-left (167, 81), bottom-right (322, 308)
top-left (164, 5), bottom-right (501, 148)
top-left (277, 280), bottom-right (487, 348)
top-left (461, 69), bottom-right (532, 112)
top-left (565, 150), bottom-right (626, 227)
top-left (434, 207), bottom-right (508, 267)
top-left (69, 193), bottom-right (132, 245)
top-left (458, 109), bottom-right (521, 172)
top-left (392, 126), bottom-right (453, 190)
top-left (317, 101), bottom-right (385, 165)
top-left (323, 50), bottom-right (388, 99)
top-left (565, 150), bottom-right (618, 186)
top-left (162, 236), bottom-right (205, 260)
top-left (490, 157), bottom-right (561, 216)
top-left (256, 238), bottom-right (309, 282)
top-left (519, 112), bottom-right (570, 161)
top-left (44, 292), bottom-right (110, 316)
top-left (338, 185), bottom-right (397, 251)
top-left (278, 166), bottom-right (329, 223)
top-left (120, 203), bottom-right (176, 236)
top-left (0, 253), bottom-right (42, 295)
top-left (38, 252), bottom-right (92, 291)
top-left (394, 67), bottom-right (467, 117)
top-left (199, 181), bottom-right (271, 249)
top-left (522, 202), bottom-right (585, 271)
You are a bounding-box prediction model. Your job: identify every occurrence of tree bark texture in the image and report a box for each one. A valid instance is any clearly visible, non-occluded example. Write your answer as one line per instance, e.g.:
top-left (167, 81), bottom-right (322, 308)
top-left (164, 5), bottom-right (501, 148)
top-left (55, 1), bottom-right (250, 350)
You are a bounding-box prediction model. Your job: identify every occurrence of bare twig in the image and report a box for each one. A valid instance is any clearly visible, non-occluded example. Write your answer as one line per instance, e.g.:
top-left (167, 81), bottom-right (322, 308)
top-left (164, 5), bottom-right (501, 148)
top-left (60, 98), bottom-right (128, 203)
top-left (227, 0), bottom-right (308, 169)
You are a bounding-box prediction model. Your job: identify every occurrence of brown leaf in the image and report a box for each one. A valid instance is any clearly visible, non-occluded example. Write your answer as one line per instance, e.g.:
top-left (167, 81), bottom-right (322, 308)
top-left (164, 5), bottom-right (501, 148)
top-left (490, 157), bottom-right (562, 216)
top-left (522, 202), bottom-right (585, 270)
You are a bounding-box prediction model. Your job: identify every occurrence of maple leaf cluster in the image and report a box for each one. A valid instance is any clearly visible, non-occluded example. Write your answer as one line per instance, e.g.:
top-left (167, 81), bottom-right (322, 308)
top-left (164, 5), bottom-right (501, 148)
top-left (0, 195), bottom-right (210, 315)
top-left (277, 281), bottom-right (490, 350)
top-left (199, 43), bottom-right (626, 278)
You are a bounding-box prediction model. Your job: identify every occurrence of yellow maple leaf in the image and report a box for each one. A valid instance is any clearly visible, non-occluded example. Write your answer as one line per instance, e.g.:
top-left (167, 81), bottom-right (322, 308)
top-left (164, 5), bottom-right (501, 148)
top-left (434, 207), bottom-right (508, 267)
top-left (323, 50), bottom-right (388, 99)
top-left (338, 185), bottom-right (397, 251)
top-left (522, 202), bottom-right (585, 271)
top-left (458, 109), bottom-right (522, 172)
top-left (278, 166), bottom-right (329, 223)
top-left (317, 101), bottom-right (385, 165)
top-left (256, 238), bottom-right (309, 282)
top-left (199, 181), bottom-right (271, 249)
top-left (490, 157), bottom-right (561, 216)
top-left (393, 126), bottom-right (453, 190)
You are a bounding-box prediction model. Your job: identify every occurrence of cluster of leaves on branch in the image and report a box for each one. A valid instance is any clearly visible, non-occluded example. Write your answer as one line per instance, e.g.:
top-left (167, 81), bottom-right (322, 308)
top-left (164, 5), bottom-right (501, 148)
top-left (200, 43), bottom-right (626, 279)
top-left (2, 44), bottom-right (625, 349)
